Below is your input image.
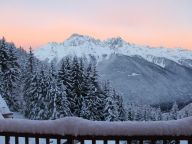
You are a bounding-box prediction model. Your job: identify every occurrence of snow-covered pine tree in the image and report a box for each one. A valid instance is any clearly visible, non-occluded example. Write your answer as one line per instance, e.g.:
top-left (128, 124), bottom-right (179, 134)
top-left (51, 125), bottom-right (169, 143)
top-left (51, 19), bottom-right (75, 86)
top-left (28, 47), bottom-right (34, 73)
top-left (58, 57), bottom-right (75, 114)
top-left (103, 81), bottom-right (119, 121)
top-left (112, 89), bottom-right (127, 121)
top-left (57, 56), bottom-right (126, 121)
top-left (80, 97), bottom-right (92, 120)
top-left (156, 106), bottom-right (162, 121)
top-left (81, 63), bottom-right (103, 120)
top-left (149, 107), bottom-right (157, 121)
top-left (2, 44), bottom-right (20, 111)
top-left (35, 70), bottom-right (50, 120)
top-left (50, 60), bottom-right (57, 78)
top-left (58, 57), bottom-right (72, 87)
top-left (89, 64), bottom-right (109, 121)
top-left (134, 105), bottom-right (143, 121)
top-left (69, 56), bottom-right (85, 116)
top-left (0, 37), bottom-right (9, 73)
top-left (23, 48), bottom-right (38, 118)
top-left (143, 105), bottom-right (151, 121)
top-left (169, 102), bottom-right (179, 120)
top-left (126, 103), bottom-right (135, 121)
top-left (0, 38), bottom-right (21, 111)
top-left (49, 75), bottom-right (71, 119)
top-left (23, 72), bottom-right (39, 119)
top-left (0, 37), bottom-right (9, 96)
top-left (80, 63), bottom-right (93, 120)
top-left (104, 94), bottom-right (119, 121)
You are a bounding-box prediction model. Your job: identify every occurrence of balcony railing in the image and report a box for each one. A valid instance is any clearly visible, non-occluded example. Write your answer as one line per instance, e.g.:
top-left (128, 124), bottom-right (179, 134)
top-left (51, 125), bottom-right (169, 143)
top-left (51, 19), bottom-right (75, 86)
top-left (0, 117), bottom-right (191, 144)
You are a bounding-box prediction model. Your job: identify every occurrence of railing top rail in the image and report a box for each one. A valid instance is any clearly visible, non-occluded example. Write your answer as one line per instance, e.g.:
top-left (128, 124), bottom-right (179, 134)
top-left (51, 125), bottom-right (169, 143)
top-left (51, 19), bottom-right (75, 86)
top-left (0, 117), bottom-right (191, 138)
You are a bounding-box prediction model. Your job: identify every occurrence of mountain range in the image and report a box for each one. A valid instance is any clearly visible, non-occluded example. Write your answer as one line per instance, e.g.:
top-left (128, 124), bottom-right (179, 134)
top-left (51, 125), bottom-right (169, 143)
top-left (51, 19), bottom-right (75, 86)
top-left (34, 34), bottom-right (192, 105)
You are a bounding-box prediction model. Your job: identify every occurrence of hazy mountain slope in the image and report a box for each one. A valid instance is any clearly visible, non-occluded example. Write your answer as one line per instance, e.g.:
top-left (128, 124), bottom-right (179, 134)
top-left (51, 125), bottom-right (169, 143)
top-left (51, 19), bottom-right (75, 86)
top-left (98, 55), bottom-right (192, 104)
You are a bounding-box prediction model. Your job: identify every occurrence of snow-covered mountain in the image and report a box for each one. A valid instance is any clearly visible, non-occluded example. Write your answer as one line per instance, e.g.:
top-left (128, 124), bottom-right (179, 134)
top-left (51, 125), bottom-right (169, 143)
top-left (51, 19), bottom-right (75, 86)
top-left (34, 33), bottom-right (192, 68)
top-left (34, 34), bottom-right (192, 105)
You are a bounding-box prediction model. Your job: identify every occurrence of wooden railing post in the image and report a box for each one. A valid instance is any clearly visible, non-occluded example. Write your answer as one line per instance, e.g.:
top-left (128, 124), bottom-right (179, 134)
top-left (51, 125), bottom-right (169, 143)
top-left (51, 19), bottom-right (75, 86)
top-left (0, 132), bottom-right (191, 144)
top-left (25, 137), bottom-right (29, 144)
top-left (151, 140), bottom-right (156, 144)
top-left (57, 138), bottom-right (61, 144)
top-left (67, 138), bottom-right (74, 144)
top-left (80, 139), bottom-right (84, 144)
top-left (35, 137), bottom-right (39, 144)
top-left (115, 139), bottom-right (120, 144)
top-left (139, 140), bottom-right (143, 144)
top-left (15, 136), bottom-right (19, 144)
top-left (104, 139), bottom-right (108, 144)
top-left (127, 140), bottom-right (131, 144)
top-left (46, 137), bottom-right (49, 144)
top-left (188, 140), bottom-right (192, 144)
top-left (175, 140), bottom-right (180, 144)
top-left (92, 139), bottom-right (96, 144)
top-left (5, 136), bottom-right (10, 144)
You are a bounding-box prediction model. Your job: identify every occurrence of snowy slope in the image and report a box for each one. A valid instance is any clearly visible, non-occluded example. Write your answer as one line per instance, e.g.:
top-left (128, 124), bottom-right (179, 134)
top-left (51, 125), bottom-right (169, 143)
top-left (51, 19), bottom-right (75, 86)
top-left (34, 34), bottom-right (192, 67)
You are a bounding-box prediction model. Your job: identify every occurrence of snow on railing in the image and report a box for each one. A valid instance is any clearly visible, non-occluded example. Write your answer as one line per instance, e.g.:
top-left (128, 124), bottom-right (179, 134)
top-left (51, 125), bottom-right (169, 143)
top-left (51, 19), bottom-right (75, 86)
top-left (0, 117), bottom-right (191, 144)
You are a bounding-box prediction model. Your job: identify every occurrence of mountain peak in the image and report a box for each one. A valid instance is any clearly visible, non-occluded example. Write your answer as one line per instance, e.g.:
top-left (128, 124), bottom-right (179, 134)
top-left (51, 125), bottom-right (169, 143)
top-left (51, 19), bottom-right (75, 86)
top-left (69, 33), bottom-right (87, 38)
top-left (65, 33), bottom-right (99, 46)
top-left (105, 37), bottom-right (128, 48)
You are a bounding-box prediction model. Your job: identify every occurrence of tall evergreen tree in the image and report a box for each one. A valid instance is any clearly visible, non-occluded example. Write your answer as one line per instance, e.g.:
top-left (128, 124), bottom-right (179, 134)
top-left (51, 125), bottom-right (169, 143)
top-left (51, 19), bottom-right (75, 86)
top-left (113, 90), bottom-right (127, 121)
top-left (49, 76), bottom-right (71, 119)
top-left (156, 107), bottom-right (162, 121)
top-left (169, 102), bottom-right (179, 120)
top-left (28, 47), bottom-right (34, 73)
top-left (0, 37), bottom-right (9, 73)
top-left (35, 70), bottom-right (50, 120)
top-left (23, 72), bottom-right (39, 119)
top-left (104, 94), bottom-right (119, 121)
top-left (69, 56), bottom-right (84, 116)
top-left (3, 44), bottom-right (20, 111)
top-left (103, 81), bottom-right (119, 121)
top-left (0, 38), bottom-right (21, 111)
top-left (0, 37), bottom-right (9, 96)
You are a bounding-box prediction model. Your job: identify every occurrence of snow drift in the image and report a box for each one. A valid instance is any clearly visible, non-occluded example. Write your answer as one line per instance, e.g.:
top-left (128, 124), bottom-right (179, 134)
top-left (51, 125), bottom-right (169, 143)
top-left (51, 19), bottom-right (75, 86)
top-left (0, 117), bottom-right (191, 137)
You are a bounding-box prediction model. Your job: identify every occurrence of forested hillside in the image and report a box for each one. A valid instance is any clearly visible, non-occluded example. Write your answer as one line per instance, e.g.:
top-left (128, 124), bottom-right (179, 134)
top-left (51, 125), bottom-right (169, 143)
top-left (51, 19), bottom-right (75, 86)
top-left (0, 37), bottom-right (191, 121)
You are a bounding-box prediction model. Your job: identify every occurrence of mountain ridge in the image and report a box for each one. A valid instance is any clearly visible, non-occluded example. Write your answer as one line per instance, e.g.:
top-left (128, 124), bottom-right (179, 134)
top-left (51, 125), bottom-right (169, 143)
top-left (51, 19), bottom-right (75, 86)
top-left (34, 34), bottom-right (192, 68)
top-left (33, 34), bottom-right (192, 105)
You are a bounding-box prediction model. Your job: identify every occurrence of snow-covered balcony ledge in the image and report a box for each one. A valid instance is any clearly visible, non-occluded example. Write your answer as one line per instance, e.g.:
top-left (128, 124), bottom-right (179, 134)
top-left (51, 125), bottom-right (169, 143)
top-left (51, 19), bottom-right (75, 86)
top-left (0, 117), bottom-right (191, 144)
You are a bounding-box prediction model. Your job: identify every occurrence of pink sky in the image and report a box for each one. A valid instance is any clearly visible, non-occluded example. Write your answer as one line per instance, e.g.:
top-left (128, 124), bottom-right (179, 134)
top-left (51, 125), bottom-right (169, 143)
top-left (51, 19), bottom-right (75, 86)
top-left (0, 0), bottom-right (192, 49)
